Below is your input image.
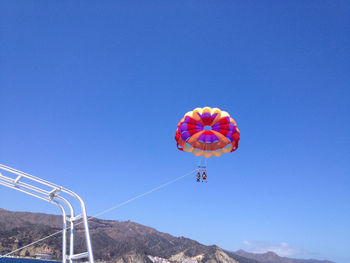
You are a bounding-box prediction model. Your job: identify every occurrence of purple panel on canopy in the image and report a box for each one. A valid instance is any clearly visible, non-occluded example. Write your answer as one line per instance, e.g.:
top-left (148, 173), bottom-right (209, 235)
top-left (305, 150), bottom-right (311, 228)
top-left (198, 133), bottom-right (206, 142)
top-left (196, 125), bottom-right (203, 132)
top-left (210, 134), bottom-right (219, 142)
top-left (226, 131), bottom-right (234, 142)
top-left (197, 134), bottom-right (219, 143)
top-left (179, 123), bottom-right (187, 133)
top-left (204, 134), bottom-right (212, 143)
top-left (201, 112), bottom-right (211, 118)
top-left (212, 123), bottom-right (221, 131)
top-left (181, 132), bottom-right (191, 141)
top-left (184, 116), bottom-right (191, 123)
top-left (210, 134), bottom-right (217, 143)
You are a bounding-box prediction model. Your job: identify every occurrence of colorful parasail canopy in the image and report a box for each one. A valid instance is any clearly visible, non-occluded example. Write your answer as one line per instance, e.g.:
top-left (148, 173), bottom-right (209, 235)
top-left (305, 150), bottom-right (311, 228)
top-left (175, 107), bottom-right (240, 158)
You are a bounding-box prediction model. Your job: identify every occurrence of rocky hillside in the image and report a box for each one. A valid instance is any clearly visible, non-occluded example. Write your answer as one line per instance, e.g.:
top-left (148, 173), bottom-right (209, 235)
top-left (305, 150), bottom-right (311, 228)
top-left (0, 209), bottom-right (335, 263)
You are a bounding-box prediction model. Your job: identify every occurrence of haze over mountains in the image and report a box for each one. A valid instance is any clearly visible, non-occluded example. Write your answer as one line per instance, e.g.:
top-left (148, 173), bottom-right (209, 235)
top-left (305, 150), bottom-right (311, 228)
top-left (0, 209), bottom-right (335, 263)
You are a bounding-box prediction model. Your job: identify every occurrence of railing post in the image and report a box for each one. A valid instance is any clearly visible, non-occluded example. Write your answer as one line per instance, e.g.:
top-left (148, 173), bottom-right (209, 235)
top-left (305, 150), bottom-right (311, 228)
top-left (0, 164), bottom-right (94, 263)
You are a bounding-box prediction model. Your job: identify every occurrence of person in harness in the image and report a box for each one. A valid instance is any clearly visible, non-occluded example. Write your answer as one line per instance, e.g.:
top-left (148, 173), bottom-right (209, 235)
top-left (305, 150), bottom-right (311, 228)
top-left (196, 172), bottom-right (201, 182)
top-left (202, 172), bottom-right (207, 183)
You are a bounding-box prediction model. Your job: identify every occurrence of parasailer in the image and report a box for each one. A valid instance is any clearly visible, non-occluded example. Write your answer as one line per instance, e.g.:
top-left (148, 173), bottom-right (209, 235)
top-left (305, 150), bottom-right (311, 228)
top-left (202, 172), bottom-right (207, 183)
top-left (175, 107), bottom-right (240, 181)
top-left (196, 172), bottom-right (201, 182)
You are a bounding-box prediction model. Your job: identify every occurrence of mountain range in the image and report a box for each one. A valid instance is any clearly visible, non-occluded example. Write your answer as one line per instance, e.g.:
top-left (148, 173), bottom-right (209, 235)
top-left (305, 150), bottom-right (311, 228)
top-left (0, 208), bottom-right (334, 263)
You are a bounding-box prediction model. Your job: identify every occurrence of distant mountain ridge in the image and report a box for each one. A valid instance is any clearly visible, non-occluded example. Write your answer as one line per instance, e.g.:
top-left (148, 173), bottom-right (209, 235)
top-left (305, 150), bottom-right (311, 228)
top-left (234, 250), bottom-right (334, 263)
top-left (0, 208), bottom-right (335, 263)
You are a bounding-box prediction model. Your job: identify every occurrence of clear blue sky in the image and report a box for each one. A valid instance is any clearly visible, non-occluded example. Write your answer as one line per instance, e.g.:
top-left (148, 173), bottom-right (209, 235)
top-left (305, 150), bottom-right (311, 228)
top-left (0, 1), bottom-right (349, 263)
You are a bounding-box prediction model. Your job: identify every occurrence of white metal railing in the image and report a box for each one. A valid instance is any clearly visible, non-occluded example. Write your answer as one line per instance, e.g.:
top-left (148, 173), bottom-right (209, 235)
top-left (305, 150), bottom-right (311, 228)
top-left (0, 164), bottom-right (94, 263)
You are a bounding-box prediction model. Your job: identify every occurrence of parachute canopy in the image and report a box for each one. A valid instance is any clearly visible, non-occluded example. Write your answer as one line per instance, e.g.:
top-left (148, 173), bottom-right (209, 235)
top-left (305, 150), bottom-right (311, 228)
top-left (175, 107), bottom-right (240, 158)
